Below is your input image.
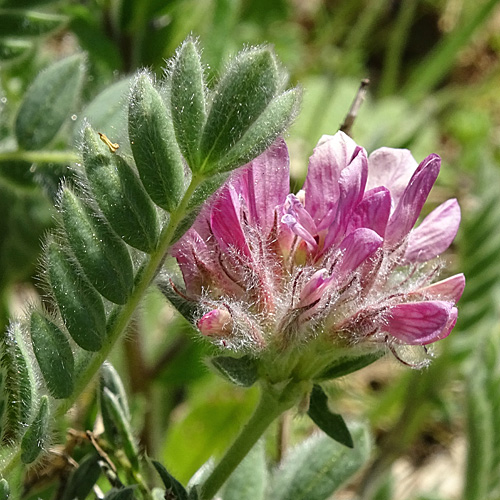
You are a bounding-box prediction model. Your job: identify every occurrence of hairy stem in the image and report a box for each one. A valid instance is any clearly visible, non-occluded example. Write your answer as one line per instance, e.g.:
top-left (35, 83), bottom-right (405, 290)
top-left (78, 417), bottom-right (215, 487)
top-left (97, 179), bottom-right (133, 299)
top-left (199, 380), bottom-right (307, 500)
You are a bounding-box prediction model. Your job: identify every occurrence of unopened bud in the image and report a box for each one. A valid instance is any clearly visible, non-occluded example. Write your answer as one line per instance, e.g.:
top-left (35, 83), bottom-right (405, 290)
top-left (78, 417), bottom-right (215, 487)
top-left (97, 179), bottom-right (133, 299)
top-left (197, 309), bottom-right (233, 337)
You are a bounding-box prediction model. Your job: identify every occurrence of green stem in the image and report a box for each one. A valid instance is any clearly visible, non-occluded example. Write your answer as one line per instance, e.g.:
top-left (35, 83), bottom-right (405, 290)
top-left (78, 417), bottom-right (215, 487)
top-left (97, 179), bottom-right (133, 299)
top-left (199, 380), bottom-right (306, 500)
top-left (56, 173), bottom-right (205, 418)
top-left (0, 150), bottom-right (79, 164)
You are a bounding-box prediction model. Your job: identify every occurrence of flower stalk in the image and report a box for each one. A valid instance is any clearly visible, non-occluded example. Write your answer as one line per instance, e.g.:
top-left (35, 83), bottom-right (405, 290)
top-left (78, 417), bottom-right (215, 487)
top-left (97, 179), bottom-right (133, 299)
top-left (200, 379), bottom-right (310, 500)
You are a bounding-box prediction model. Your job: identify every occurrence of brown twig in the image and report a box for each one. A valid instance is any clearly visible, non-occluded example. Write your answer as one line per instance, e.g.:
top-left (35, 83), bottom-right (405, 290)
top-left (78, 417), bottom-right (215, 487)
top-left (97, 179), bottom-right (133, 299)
top-left (340, 79), bottom-right (370, 137)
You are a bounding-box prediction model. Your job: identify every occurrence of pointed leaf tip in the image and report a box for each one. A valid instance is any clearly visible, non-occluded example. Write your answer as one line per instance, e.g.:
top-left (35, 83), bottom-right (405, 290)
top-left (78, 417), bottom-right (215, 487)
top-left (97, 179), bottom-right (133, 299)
top-left (308, 384), bottom-right (354, 448)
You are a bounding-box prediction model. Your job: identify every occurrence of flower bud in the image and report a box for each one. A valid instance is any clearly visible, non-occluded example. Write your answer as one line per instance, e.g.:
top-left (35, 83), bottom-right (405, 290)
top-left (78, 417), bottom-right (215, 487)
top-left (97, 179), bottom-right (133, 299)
top-left (197, 309), bottom-right (233, 337)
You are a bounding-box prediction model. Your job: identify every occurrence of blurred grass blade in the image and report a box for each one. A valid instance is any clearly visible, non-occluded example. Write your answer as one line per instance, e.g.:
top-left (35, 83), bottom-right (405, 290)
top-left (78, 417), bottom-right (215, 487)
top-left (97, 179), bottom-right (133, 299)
top-left (0, 38), bottom-right (32, 61)
top-left (403, 0), bottom-right (500, 100)
top-left (0, 10), bottom-right (66, 37)
top-left (464, 335), bottom-right (500, 500)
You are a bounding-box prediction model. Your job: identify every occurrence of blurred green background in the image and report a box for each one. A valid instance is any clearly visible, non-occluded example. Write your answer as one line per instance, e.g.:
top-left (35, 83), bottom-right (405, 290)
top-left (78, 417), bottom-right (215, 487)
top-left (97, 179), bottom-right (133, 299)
top-left (1, 0), bottom-right (500, 498)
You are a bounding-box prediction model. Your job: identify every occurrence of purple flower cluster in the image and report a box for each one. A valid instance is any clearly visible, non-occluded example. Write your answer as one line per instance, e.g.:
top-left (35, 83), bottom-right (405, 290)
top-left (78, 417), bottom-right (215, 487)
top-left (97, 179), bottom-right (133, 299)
top-left (172, 132), bottom-right (464, 362)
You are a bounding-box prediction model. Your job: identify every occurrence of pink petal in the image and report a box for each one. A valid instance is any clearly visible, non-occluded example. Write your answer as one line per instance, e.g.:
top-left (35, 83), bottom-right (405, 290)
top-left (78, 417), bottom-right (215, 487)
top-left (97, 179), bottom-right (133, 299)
top-left (281, 194), bottom-right (319, 251)
top-left (171, 229), bottom-right (207, 294)
top-left (304, 132), bottom-right (358, 226)
top-left (411, 274), bottom-right (465, 303)
top-left (404, 199), bottom-right (461, 262)
top-left (210, 185), bottom-right (250, 256)
top-left (197, 309), bottom-right (233, 337)
top-left (367, 147), bottom-right (418, 207)
top-left (384, 300), bottom-right (453, 345)
top-left (433, 307), bottom-right (458, 343)
top-left (335, 228), bottom-right (383, 282)
top-left (298, 269), bottom-right (333, 308)
top-left (238, 139), bottom-right (290, 236)
top-left (323, 148), bottom-right (368, 249)
top-left (347, 187), bottom-right (391, 237)
top-left (385, 154), bottom-right (441, 247)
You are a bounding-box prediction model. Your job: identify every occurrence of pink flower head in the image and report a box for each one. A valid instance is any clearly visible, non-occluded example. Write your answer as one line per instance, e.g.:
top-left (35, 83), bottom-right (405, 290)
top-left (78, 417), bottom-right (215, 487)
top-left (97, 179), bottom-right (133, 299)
top-left (171, 132), bottom-right (463, 372)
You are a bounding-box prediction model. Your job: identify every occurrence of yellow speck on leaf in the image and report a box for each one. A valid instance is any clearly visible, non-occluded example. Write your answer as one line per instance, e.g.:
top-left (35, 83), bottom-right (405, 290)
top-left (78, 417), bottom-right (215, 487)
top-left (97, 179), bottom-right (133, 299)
top-left (98, 132), bottom-right (119, 153)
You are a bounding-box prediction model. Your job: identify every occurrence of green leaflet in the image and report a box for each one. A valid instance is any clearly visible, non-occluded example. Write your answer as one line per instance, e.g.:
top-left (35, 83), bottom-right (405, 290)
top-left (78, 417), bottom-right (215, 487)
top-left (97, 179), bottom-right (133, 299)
top-left (60, 188), bottom-right (134, 305)
top-left (21, 395), bottom-right (49, 464)
top-left (46, 239), bottom-right (107, 352)
top-left (102, 487), bottom-right (136, 500)
top-left (169, 38), bottom-right (207, 171)
top-left (101, 388), bottom-right (139, 472)
top-left (315, 350), bottom-right (385, 381)
top-left (0, 322), bottom-right (37, 444)
top-left (152, 461), bottom-right (188, 500)
top-left (0, 478), bottom-right (9, 500)
top-left (60, 454), bottom-right (101, 500)
top-left (307, 385), bottom-right (353, 448)
top-left (269, 424), bottom-right (371, 500)
top-left (198, 47), bottom-right (299, 174)
top-left (210, 356), bottom-right (259, 387)
top-left (100, 362), bottom-right (131, 442)
top-left (82, 126), bottom-right (160, 253)
top-left (215, 88), bottom-right (300, 174)
top-left (129, 73), bottom-right (186, 212)
top-left (30, 311), bottom-right (74, 399)
top-left (221, 441), bottom-right (266, 500)
top-left (15, 54), bottom-right (84, 150)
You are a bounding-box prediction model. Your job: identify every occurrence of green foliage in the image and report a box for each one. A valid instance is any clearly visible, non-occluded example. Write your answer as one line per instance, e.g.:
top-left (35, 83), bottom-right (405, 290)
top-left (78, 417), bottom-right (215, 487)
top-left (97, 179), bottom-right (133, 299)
top-left (210, 356), bottom-right (259, 387)
top-left (0, 478), bottom-right (9, 500)
top-left (46, 239), bottom-right (107, 352)
top-left (60, 187), bottom-right (134, 305)
top-left (220, 441), bottom-right (266, 500)
top-left (60, 454), bottom-right (101, 500)
top-left (169, 38), bottom-right (207, 172)
top-left (0, 1), bottom-right (498, 497)
top-left (0, 10), bottom-right (66, 38)
top-left (1, 322), bottom-right (37, 443)
top-left (103, 487), bottom-right (137, 500)
top-left (315, 350), bottom-right (384, 381)
top-left (20, 395), bottom-right (49, 464)
top-left (30, 311), bottom-right (74, 399)
top-left (82, 127), bottom-right (160, 253)
top-left (128, 73), bottom-right (186, 211)
top-left (198, 47), bottom-right (299, 174)
top-left (101, 387), bottom-right (140, 472)
top-left (15, 54), bottom-right (85, 150)
top-left (268, 425), bottom-right (371, 500)
top-left (153, 460), bottom-right (188, 500)
top-left (307, 385), bottom-right (353, 448)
